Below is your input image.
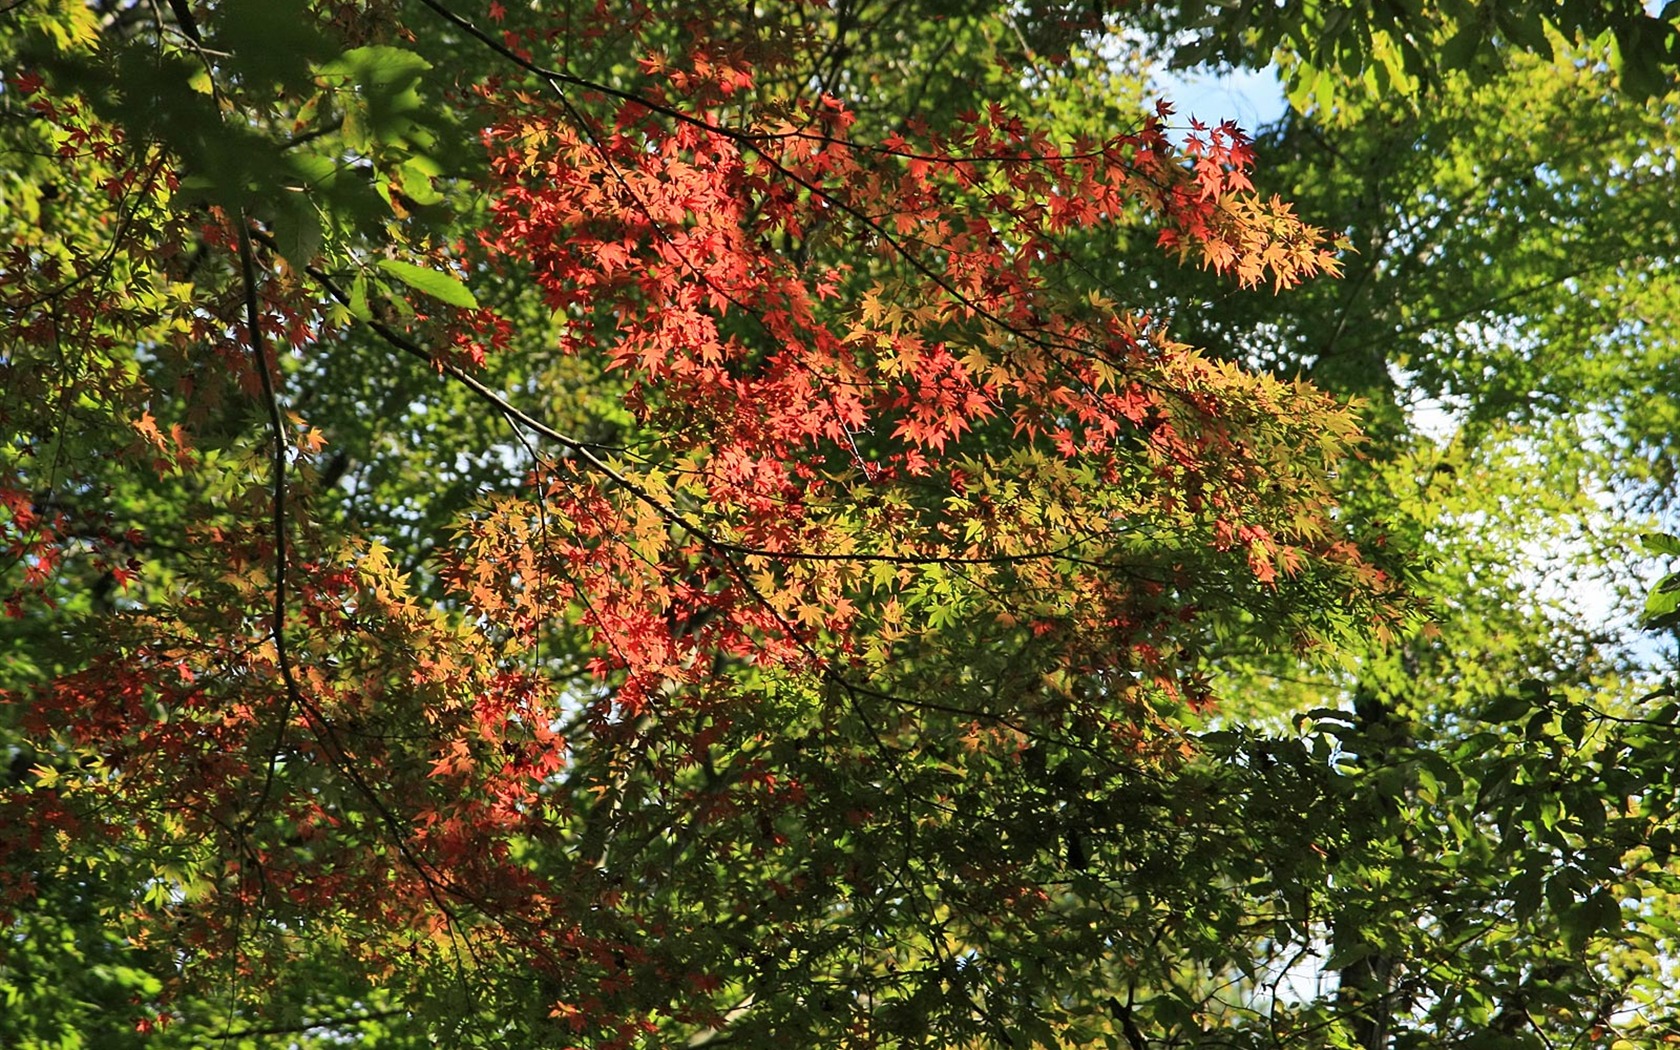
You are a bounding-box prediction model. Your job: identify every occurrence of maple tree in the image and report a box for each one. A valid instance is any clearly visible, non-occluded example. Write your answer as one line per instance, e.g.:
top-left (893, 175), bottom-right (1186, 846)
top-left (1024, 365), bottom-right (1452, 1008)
top-left (0, 1), bottom-right (1398, 1043)
top-left (4, 1), bottom-right (1680, 1048)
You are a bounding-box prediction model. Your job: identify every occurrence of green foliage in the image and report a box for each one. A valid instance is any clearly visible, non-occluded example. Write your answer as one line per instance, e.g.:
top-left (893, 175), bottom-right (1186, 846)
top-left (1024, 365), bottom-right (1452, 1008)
top-left (1643, 533), bottom-right (1680, 631)
top-left (1151, 0), bottom-right (1680, 109)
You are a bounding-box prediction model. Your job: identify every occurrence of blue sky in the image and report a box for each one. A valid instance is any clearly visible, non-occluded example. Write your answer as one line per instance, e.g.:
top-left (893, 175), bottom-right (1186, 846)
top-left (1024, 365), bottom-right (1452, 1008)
top-left (1154, 64), bottom-right (1288, 134)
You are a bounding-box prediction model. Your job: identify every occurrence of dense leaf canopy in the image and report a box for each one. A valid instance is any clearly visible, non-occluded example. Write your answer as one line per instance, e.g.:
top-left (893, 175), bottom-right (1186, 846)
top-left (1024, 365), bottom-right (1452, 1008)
top-left (3, 2), bottom-right (1679, 1048)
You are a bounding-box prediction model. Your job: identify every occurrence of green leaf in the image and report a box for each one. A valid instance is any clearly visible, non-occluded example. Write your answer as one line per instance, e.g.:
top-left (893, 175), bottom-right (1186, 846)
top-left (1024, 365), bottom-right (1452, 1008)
top-left (1512, 867), bottom-right (1543, 920)
top-left (1614, 17), bottom-right (1675, 100)
top-left (316, 45), bottom-right (433, 88)
top-left (210, 0), bottom-right (328, 93)
top-left (1440, 23), bottom-right (1482, 74)
top-left (1640, 532), bottom-right (1680, 556)
top-left (376, 260), bottom-right (477, 309)
top-left (348, 274), bottom-right (372, 322)
top-left (271, 191), bottom-right (323, 268)
top-left (1021, 1013), bottom-right (1057, 1048)
top-left (1323, 941), bottom-right (1375, 970)
top-left (1560, 708), bottom-right (1586, 748)
top-left (316, 46), bottom-right (436, 153)
top-left (396, 156), bottom-right (444, 207)
top-left (1643, 573), bottom-right (1680, 626)
top-left (1478, 692), bottom-right (1531, 725)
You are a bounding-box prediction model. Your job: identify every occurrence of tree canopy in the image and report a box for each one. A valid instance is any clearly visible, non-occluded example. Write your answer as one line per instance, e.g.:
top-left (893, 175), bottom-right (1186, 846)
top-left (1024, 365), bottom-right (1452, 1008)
top-left (3, 2), bottom-right (1680, 1048)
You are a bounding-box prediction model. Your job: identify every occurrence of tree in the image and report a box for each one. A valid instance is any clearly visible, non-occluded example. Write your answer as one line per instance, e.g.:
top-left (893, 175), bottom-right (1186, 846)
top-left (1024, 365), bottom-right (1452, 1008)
top-left (1082, 18), bottom-right (1680, 1050)
top-left (1143, 0), bottom-right (1680, 107)
top-left (4, 1), bottom-right (1680, 1048)
top-left (0, 1), bottom-right (1395, 1045)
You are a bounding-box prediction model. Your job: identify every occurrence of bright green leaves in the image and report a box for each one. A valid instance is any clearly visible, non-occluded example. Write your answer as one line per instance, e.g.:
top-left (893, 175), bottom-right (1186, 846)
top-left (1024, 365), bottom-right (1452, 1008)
top-left (1163, 0), bottom-right (1680, 113)
top-left (376, 259), bottom-right (479, 310)
top-left (1642, 532), bottom-right (1680, 630)
top-left (25, 0), bottom-right (101, 51)
top-left (284, 43), bottom-right (455, 265)
top-left (316, 44), bottom-right (440, 177)
top-left (309, 42), bottom-right (478, 243)
top-left (16, 0), bottom-right (463, 274)
top-left (394, 154), bottom-right (448, 207)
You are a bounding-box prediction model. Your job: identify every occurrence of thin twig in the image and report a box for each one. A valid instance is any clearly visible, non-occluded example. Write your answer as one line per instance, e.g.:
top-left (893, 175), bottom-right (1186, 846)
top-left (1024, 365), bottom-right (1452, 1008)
top-left (234, 212), bottom-right (296, 832)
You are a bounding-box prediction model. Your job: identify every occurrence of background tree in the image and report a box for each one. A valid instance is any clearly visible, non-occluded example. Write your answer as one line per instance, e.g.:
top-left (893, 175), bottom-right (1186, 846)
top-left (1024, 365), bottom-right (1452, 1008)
top-left (1092, 16), bottom-right (1680, 1050)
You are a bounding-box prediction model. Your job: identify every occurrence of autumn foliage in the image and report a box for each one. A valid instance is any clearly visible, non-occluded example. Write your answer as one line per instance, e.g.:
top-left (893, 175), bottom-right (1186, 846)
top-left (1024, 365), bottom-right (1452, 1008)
top-left (0, 1), bottom-right (1405, 1044)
